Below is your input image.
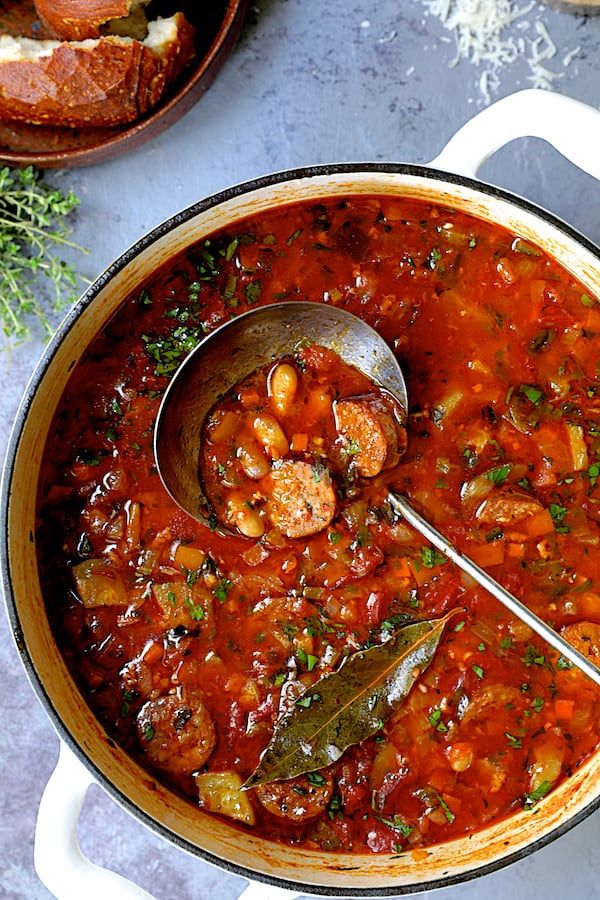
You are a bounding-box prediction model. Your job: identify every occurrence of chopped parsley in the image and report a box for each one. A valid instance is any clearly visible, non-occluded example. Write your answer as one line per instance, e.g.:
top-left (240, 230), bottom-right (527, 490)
top-left (486, 464), bottom-right (511, 485)
top-left (143, 724), bottom-right (155, 741)
top-left (521, 384), bottom-right (544, 405)
top-left (472, 664), bottom-right (485, 679)
top-left (306, 771), bottom-right (326, 786)
top-left (505, 732), bottom-right (522, 749)
top-left (213, 578), bottom-right (233, 603)
top-left (556, 654), bottom-right (574, 671)
top-left (522, 644), bottom-right (546, 667)
top-left (377, 814), bottom-right (413, 837)
top-left (418, 546), bottom-right (447, 568)
top-left (524, 780), bottom-right (552, 809)
top-left (245, 281), bottom-right (262, 304)
top-left (549, 503), bottom-right (569, 533)
top-left (428, 707), bottom-right (448, 733)
top-left (296, 692), bottom-right (321, 708)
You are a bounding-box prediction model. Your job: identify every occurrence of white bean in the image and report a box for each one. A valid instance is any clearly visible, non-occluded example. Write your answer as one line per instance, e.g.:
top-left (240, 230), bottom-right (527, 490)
top-left (253, 414), bottom-right (289, 459)
top-left (268, 363), bottom-right (298, 416)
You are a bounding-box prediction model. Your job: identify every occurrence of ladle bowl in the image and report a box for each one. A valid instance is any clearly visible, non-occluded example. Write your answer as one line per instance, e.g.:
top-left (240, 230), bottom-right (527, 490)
top-left (154, 301), bottom-right (408, 529)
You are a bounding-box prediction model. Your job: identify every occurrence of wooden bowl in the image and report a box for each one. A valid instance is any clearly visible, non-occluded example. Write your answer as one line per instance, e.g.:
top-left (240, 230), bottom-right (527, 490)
top-left (0, 0), bottom-right (249, 169)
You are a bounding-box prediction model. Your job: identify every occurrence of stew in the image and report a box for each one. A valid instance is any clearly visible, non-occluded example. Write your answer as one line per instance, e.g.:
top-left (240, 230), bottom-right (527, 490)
top-left (38, 195), bottom-right (600, 854)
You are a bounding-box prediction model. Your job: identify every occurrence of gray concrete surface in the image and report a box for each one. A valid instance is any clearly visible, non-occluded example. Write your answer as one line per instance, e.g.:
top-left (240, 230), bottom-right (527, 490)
top-left (2, 2), bottom-right (600, 898)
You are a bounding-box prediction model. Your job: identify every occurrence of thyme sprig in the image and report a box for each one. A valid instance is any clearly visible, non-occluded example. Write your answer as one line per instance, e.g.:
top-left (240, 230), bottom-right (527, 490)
top-left (0, 166), bottom-right (87, 342)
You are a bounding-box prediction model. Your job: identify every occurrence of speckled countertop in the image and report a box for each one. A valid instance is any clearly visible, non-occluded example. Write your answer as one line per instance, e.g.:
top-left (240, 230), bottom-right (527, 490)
top-left (2, 2), bottom-right (600, 898)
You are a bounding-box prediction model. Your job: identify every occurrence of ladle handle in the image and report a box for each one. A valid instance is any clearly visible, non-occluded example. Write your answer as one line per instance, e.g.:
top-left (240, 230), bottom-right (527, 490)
top-left (429, 88), bottom-right (600, 180)
top-left (389, 493), bottom-right (600, 687)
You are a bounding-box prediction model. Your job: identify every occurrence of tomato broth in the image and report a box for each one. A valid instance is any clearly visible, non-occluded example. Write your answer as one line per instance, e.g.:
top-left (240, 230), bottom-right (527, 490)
top-left (37, 196), bottom-right (600, 854)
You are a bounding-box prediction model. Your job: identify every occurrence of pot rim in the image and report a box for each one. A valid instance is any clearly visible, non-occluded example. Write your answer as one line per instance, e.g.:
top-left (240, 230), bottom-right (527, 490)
top-left (4, 161), bottom-right (600, 896)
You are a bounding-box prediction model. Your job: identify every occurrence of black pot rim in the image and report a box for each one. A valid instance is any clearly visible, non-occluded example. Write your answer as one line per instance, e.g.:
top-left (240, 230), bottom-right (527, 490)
top-left (3, 161), bottom-right (600, 897)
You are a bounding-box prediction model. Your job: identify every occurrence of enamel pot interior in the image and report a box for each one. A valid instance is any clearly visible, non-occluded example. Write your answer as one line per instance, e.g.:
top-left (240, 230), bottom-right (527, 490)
top-left (5, 165), bottom-right (600, 895)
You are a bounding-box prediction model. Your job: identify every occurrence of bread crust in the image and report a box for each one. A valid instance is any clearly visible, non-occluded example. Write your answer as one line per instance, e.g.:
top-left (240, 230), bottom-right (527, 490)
top-left (34, 0), bottom-right (134, 41)
top-left (0, 14), bottom-right (196, 128)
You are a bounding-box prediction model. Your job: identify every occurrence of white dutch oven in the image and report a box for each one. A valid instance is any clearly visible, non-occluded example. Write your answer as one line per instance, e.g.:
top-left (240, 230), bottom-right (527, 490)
top-left (3, 90), bottom-right (600, 900)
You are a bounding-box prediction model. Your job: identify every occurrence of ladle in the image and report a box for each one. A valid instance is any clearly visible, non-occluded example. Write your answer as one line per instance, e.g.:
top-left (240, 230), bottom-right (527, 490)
top-left (155, 301), bottom-right (600, 686)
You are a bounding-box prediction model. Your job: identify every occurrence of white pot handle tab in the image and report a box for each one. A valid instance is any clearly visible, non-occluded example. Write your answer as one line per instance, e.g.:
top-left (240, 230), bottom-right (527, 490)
top-left (35, 742), bottom-right (300, 900)
top-left (35, 742), bottom-right (155, 900)
top-left (430, 88), bottom-right (600, 180)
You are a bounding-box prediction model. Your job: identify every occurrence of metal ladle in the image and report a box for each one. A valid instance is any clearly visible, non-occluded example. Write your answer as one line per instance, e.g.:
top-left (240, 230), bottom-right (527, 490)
top-left (155, 301), bottom-right (600, 686)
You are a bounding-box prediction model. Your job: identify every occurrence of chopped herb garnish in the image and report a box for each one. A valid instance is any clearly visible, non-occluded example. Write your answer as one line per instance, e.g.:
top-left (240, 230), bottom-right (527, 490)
top-left (273, 673), bottom-right (286, 686)
top-left (377, 813), bottom-right (413, 837)
top-left (581, 293), bottom-right (596, 308)
top-left (556, 655), bottom-right (574, 671)
top-left (428, 707), bottom-right (448, 733)
top-left (499, 636), bottom-right (514, 650)
top-left (296, 692), bottom-right (321, 708)
top-left (306, 771), bottom-right (326, 786)
top-left (286, 228), bottom-right (303, 245)
top-left (505, 732), bottom-right (522, 749)
top-left (245, 281), bottom-right (262, 304)
top-left (213, 578), bottom-right (233, 603)
top-left (328, 530), bottom-right (342, 544)
top-left (472, 664), bottom-right (485, 679)
top-left (419, 546), bottom-right (447, 568)
top-left (524, 780), bottom-right (552, 809)
top-left (225, 237), bottom-right (239, 261)
top-left (486, 464), bottom-right (511, 485)
top-left (549, 503), bottom-right (568, 533)
top-left (454, 620), bottom-right (466, 632)
top-left (143, 724), bottom-right (155, 741)
top-left (531, 697), bottom-right (544, 713)
top-left (110, 398), bottom-right (123, 416)
top-left (185, 597), bottom-right (205, 621)
top-left (522, 644), bottom-right (546, 667)
top-left (486, 526), bottom-right (504, 542)
top-left (521, 384), bottom-right (544, 405)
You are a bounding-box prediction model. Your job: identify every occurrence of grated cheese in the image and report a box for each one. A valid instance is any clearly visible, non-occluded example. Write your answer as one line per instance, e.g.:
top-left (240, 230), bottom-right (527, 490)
top-left (422, 0), bottom-right (581, 103)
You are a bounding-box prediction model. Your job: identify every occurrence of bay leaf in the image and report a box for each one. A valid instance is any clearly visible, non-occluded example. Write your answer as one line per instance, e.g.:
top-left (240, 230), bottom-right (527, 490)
top-left (244, 609), bottom-right (461, 788)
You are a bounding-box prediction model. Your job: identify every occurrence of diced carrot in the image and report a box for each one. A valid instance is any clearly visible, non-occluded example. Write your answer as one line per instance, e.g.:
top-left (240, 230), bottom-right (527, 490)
top-left (585, 308), bottom-right (600, 332)
top-left (468, 542), bottom-right (505, 567)
top-left (555, 699), bottom-right (574, 720)
top-left (391, 557), bottom-right (412, 580)
top-left (409, 560), bottom-right (434, 587)
top-left (428, 768), bottom-right (452, 792)
top-left (174, 543), bottom-right (206, 571)
top-left (290, 433), bottom-right (308, 452)
top-left (142, 640), bottom-right (163, 666)
top-left (239, 388), bottom-right (260, 408)
top-left (508, 542), bottom-right (526, 559)
top-left (522, 508), bottom-right (554, 538)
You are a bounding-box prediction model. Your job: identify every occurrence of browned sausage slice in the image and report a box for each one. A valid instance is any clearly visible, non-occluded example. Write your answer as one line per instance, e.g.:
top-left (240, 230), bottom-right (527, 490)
top-left (136, 692), bottom-right (216, 778)
top-left (561, 621), bottom-right (600, 663)
top-left (266, 460), bottom-right (336, 538)
top-left (476, 491), bottom-right (544, 525)
top-left (255, 773), bottom-right (333, 822)
top-left (334, 395), bottom-right (405, 477)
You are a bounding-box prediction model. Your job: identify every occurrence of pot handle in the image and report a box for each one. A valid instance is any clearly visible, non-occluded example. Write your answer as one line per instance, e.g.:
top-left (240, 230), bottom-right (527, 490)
top-left (36, 743), bottom-right (300, 900)
top-left (35, 741), bottom-right (155, 900)
top-left (429, 88), bottom-right (600, 180)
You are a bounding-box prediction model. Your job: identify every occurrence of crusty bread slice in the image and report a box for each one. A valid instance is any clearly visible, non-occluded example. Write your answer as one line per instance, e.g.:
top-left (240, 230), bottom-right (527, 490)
top-left (0, 13), bottom-right (195, 128)
top-left (34, 0), bottom-right (151, 42)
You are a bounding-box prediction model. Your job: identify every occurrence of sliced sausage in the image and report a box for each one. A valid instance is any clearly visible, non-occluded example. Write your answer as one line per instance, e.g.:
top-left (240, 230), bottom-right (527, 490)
top-left (476, 491), bottom-right (543, 525)
top-left (255, 773), bottom-right (333, 822)
top-left (561, 621), bottom-right (600, 663)
top-left (266, 460), bottom-right (336, 538)
top-left (334, 394), bottom-right (406, 477)
top-left (136, 691), bottom-right (216, 778)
